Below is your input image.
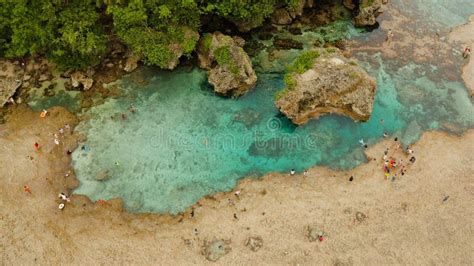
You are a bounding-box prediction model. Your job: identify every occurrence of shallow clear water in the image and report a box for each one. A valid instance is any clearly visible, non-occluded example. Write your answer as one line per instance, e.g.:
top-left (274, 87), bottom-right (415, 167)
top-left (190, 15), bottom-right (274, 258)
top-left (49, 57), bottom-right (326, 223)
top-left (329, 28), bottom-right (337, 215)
top-left (69, 1), bottom-right (474, 214)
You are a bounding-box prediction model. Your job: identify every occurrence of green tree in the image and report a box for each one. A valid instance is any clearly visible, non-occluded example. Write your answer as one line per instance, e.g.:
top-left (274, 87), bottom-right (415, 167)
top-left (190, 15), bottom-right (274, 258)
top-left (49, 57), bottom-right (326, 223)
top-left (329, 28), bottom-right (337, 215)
top-left (1, 0), bottom-right (56, 58)
top-left (107, 0), bottom-right (200, 68)
top-left (49, 0), bottom-right (107, 70)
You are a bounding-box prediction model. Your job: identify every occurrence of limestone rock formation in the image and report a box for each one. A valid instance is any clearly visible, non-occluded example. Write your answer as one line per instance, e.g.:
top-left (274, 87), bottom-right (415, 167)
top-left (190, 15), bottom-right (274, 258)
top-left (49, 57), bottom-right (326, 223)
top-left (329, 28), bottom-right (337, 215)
top-left (71, 71), bottom-right (94, 90)
top-left (354, 0), bottom-right (383, 26)
top-left (275, 48), bottom-right (377, 125)
top-left (0, 60), bottom-right (23, 107)
top-left (197, 32), bottom-right (257, 97)
top-left (124, 55), bottom-right (140, 73)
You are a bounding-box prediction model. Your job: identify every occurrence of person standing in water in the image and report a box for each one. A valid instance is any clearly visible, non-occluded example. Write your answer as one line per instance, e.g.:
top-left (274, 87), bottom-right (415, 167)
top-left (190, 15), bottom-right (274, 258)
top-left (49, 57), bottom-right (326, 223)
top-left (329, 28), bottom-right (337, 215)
top-left (463, 46), bottom-right (471, 59)
top-left (386, 29), bottom-right (394, 43)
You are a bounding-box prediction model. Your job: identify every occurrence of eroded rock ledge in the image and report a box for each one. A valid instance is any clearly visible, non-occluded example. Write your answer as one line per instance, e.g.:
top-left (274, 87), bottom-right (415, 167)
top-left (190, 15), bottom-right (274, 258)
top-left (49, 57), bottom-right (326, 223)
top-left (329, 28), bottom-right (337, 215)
top-left (275, 48), bottom-right (377, 125)
top-left (197, 32), bottom-right (257, 97)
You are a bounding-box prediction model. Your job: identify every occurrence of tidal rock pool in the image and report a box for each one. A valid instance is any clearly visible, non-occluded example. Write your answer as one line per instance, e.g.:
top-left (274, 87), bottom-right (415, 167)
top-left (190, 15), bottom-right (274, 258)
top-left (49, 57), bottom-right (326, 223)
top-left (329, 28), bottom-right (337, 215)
top-left (67, 0), bottom-right (474, 214)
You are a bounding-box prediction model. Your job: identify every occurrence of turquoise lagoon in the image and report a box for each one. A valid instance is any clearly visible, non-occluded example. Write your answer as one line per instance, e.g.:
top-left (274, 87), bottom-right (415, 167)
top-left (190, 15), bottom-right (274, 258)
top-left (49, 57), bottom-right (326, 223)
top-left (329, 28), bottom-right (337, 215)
top-left (65, 1), bottom-right (474, 214)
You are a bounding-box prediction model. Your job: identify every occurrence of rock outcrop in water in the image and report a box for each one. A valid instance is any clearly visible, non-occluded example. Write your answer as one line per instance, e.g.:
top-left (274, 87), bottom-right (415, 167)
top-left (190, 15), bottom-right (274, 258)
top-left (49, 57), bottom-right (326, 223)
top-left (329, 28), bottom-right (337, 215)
top-left (197, 32), bottom-right (257, 97)
top-left (275, 48), bottom-right (377, 125)
top-left (71, 71), bottom-right (94, 90)
top-left (351, 0), bottom-right (384, 27)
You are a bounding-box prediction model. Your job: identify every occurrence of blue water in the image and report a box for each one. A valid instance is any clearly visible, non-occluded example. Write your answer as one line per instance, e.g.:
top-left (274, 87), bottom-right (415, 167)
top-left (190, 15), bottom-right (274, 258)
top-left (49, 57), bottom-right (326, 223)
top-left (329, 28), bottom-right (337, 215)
top-left (67, 0), bottom-right (474, 214)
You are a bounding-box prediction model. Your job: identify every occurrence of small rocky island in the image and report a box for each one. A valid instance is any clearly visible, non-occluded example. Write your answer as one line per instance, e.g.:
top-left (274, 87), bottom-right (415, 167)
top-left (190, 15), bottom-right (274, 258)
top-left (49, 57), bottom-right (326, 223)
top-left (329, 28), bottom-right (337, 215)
top-left (275, 48), bottom-right (377, 125)
top-left (197, 32), bottom-right (257, 97)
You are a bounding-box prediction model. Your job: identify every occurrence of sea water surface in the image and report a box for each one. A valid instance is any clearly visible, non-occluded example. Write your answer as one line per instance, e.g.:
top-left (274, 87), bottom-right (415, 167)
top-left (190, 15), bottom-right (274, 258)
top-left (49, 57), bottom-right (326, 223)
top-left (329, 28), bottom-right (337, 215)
top-left (65, 0), bottom-right (474, 214)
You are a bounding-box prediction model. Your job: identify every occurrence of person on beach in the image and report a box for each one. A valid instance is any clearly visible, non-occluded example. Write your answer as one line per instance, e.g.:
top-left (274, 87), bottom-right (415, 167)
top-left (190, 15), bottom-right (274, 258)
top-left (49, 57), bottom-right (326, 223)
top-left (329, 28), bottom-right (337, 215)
top-left (463, 46), bottom-right (471, 59)
top-left (359, 139), bottom-right (368, 148)
top-left (409, 156), bottom-right (416, 163)
top-left (406, 147), bottom-right (414, 154)
top-left (349, 176), bottom-right (354, 182)
top-left (58, 203), bottom-right (65, 210)
top-left (54, 138), bottom-right (60, 145)
top-left (234, 190), bottom-right (241, 197)
top-left (58, 192), bottom-right (71, 202)
top-left (303, 170), bottom-right (308, 176)
top-left (290, 169), bottom-right (295, 176)
top-left (7, 97), bottom-right (15, 105)
top-left (23, 185), bottom-right (31, 193)
top-left (40, 109), bottom-right (48, 118)
top-left (34, 142), bottom-right (40, 151)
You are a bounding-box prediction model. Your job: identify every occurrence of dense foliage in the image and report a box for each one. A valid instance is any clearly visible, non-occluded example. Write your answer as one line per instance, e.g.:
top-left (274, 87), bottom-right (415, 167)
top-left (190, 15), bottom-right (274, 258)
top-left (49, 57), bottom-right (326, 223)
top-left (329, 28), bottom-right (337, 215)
top-left (0, 0), bottom-right (300, 70)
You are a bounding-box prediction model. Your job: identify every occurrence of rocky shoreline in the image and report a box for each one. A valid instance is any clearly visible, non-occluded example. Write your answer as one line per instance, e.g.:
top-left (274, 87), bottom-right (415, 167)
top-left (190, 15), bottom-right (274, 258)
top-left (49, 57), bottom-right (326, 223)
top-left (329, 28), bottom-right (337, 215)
top-left (1, 0), bottom-right (388, 114)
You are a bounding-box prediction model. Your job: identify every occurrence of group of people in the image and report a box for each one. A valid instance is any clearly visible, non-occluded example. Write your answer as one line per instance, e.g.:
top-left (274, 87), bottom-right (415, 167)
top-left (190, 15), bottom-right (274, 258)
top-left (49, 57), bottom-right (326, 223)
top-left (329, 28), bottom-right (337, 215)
top-left (381, 137), bottom-right (416, 181)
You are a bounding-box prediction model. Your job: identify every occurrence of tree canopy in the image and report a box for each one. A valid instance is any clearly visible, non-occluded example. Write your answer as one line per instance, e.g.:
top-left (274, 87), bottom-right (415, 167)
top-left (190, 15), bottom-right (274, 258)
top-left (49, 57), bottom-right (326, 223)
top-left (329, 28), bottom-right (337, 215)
top-left (0, 0), bottom-right (300, 70)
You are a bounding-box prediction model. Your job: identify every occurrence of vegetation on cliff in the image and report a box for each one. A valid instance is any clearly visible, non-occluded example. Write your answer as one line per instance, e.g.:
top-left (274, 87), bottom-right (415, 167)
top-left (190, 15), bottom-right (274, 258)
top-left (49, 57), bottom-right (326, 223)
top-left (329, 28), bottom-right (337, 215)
top-left (0, 0), bottom-right (300, 70)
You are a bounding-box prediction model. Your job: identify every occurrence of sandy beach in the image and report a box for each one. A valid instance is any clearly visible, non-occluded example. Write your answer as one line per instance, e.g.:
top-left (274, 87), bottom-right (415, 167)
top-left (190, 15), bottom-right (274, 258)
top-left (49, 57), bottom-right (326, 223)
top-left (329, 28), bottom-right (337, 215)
top-left (1, 105), bottom-right (473, 264)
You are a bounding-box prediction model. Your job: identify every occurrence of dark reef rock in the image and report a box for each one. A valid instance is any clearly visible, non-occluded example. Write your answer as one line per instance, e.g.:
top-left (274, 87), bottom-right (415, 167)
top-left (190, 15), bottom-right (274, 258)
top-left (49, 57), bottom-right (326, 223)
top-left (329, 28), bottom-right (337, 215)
top-left (273, 38), bottom-right (304, 50)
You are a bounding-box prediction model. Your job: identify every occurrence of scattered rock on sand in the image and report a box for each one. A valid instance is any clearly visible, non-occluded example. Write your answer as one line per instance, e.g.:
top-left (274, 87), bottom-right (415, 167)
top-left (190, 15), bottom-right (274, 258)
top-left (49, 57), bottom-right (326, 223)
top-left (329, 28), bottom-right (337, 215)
top-left (276, 48), bottom-right (377, 125)
top-left (201, 239), bottom-right (231, 262)
top-left (244, 236), bottom-right (263, 252)
top-left (306, 226), bottom-right (324, 242)
top-left (355, 211), bottom-right (367, 222)
top-left (197, 32), bottom-right (257, 97)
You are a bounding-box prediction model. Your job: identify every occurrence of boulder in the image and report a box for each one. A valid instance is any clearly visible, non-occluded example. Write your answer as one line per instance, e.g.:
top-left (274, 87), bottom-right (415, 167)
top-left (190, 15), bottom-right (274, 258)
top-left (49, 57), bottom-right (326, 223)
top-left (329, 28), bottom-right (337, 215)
top-left (197, 32), bottom-right (257, 97)
top-left (232, 36), bottom-right (246, 48)
top-left (276, 48), bottom-right (377, 125)
top-left (201, 239), bottom-right (231, 262)
top-left (71, 71), bottom-right (94, 90)
top-left (0, 60), bottom-right (23, 107)
top-left (0, 78), bottom-right (21, 107)
top-left (354, 0), bottom-right (383, 26)
top-left (124, 55), bottom-right (140, 73)
top-left (271, 8), bottom-right (293, 25)
top-left (245, 236), bottom-right (264, 252)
